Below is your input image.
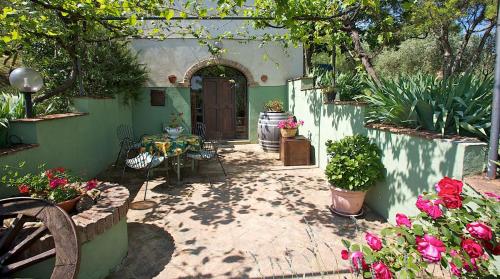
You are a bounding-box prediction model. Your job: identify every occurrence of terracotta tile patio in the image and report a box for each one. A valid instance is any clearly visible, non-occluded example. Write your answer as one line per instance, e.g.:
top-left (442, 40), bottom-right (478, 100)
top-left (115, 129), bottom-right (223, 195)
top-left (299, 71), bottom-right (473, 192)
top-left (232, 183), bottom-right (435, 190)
top-left (103, 144), bottom-right (387, 279)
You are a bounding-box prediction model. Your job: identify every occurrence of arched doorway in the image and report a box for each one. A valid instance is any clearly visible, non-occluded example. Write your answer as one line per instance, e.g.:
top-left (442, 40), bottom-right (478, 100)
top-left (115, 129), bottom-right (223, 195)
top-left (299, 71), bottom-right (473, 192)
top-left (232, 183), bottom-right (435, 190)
top-left (190, 65), bottom-right (248, 140)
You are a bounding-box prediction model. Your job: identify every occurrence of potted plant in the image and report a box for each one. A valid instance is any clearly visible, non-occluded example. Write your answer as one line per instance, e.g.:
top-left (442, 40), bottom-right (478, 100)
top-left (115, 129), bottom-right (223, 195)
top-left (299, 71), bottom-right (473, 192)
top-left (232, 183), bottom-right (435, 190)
top-left (325, 135), bottom-right (384, 214)
top-left (2, 164), bottom-right (99, 212)
top-left (277, 116), bottom-right (304, 138)
top-left (164, 112), bottom-right (184, 139)
top-left (264, 100), bottom-right (284, 113)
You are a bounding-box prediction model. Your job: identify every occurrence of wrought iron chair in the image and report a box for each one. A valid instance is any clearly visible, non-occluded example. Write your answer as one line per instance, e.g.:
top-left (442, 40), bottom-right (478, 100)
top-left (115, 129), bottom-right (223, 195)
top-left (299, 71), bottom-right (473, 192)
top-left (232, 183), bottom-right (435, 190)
top-left (115, 124), bottom-right (145, 167)
top-left (121, 138), bottom-right (164, 200)
top-left (193, 122), bottom-right (207, 141)
top-left (186, 138), bottom-right (226, 176)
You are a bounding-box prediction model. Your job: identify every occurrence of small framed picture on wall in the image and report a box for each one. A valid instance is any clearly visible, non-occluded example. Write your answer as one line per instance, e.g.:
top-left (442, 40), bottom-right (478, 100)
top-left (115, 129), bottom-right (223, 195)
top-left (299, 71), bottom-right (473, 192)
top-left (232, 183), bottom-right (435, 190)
top-left (150, 89), bottom-right (165, 106)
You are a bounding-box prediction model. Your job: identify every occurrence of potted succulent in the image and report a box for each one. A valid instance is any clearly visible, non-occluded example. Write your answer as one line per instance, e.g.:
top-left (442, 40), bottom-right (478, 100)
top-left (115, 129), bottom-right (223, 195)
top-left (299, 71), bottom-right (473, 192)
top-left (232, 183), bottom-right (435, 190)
top-left (277, 116), bottom-right (304, 138)
top-left (164, 112), bottom-right (184, 139)
top-left (2, 164), bottom-right (99, 212)
top-left (325, 135), bottom-right (384, 214)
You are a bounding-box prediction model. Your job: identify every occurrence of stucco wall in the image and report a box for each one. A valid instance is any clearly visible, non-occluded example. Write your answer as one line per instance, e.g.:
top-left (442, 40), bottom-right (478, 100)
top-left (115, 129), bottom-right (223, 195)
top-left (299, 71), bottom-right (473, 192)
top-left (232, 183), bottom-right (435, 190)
top-left (0, 98), bottom-right (133, 198)
top-left (132, 85), bottom-right (288, 142)
top-left (131, 39), bottom-right (303, 87)
top-left (288, 80), bottom-right (488, 221)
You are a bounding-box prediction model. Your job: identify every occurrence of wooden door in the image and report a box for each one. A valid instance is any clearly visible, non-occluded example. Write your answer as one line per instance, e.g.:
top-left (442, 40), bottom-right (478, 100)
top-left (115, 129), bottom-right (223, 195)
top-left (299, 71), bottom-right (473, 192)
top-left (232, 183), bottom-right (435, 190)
top-left (203, 78), bottom-right (236, 139)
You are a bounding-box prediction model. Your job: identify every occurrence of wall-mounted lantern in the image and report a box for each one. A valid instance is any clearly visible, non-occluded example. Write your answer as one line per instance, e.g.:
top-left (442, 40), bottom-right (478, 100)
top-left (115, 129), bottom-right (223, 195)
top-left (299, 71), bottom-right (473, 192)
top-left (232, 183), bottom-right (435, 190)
top-left (9, 68), bottom-right (44, 118)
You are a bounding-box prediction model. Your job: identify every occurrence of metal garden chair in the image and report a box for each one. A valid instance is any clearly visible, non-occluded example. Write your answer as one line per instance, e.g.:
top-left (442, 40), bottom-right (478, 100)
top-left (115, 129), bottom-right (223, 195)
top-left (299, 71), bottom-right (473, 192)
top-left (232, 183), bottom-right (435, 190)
top-left (193, 122), bottom-right (207, 141)
top-left (186, 137), bottom-right (226, 176)
top-left (115, 124), bottom-right (145, 167)
top-left (121, 138), bottom-right (164, 200)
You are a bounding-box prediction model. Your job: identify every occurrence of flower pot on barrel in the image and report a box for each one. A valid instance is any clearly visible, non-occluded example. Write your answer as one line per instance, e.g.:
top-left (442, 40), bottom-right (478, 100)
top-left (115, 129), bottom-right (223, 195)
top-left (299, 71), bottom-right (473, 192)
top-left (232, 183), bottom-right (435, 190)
top-left (325, 135), bottom-right (384, 215)
top-left (278, 116), bottom-right (304, 138)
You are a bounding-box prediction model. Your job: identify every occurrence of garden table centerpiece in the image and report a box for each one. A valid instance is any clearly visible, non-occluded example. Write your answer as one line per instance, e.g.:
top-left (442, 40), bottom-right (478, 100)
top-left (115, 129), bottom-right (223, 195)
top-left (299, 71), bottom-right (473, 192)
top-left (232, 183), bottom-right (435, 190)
top-left (164, 112), bottom-right (184, 139)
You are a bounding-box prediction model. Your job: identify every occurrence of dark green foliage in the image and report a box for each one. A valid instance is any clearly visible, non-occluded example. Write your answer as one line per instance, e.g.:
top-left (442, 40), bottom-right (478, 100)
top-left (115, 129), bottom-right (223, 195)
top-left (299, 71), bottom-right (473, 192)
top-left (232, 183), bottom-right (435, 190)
top-left (336, 73), bottom-right (367, 101)
top-left (22, 40), bottom-right (148, 108)
top-left (363, 73), bottom-right (494, 140)
top-left (325, 135), bottom-right (384, 191)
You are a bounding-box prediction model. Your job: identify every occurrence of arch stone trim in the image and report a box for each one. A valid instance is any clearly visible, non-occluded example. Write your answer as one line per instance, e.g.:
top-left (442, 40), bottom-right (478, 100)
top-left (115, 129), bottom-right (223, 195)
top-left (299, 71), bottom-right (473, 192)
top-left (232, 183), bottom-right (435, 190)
top-left (179, 58), bottom-right (258, 88)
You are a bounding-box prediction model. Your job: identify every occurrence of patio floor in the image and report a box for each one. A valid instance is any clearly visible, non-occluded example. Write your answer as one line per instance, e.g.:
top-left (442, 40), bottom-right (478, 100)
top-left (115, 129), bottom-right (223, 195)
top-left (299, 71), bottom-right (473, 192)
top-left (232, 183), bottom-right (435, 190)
top-left (102, 144), bottom-right (387, 279)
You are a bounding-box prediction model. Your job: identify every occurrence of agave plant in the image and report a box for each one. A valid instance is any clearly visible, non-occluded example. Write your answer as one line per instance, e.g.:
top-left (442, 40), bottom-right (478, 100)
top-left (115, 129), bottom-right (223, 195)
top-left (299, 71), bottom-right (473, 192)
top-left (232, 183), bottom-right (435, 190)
top-left (363, 73), bottom-right (493, 140)
top-left (336, 72), bottom-right (367, 101)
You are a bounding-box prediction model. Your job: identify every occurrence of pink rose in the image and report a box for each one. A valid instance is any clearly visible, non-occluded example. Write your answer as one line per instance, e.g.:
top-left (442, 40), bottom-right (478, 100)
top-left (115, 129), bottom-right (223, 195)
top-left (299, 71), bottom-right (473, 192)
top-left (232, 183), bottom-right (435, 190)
top-left (466, 222), bottom-right (492, 241)
top-left (416, 234), bottom-right (446, 263)
top-left (450, 262), bottom-right (461, 277)
top-left (461, 238), bottom-right (483, 258)
top-left (416, 195), bottom-right (442, 219)
top-left (365, 232), bottom-right (383, 251)
top-left (341, 250), bottom-right (349, 260)
top-left (350, 251), bottom-right (368, 271)
top-left (484, 192), bottom-right (500, 201)
top-left (372, 261), bottom-right (392, 279)
top-left (463, 258), bottom-right (478, 272)
top-left (436, 177), bottom-right (463, 195)
top-left (395, 213), bottom-right (411, 228)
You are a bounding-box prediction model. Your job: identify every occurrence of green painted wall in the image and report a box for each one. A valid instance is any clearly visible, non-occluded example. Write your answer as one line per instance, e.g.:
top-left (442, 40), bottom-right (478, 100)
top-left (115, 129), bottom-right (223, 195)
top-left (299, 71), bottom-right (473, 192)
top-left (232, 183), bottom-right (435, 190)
top-left (0, 97), bottom-right (133, 199)
top-left (15, 219), bottom-right (129, 279)
top-left (132, 87), bottom-right (191, 138)
top-left (132, 85), bottom-right (288, 143)
top-left (288, 80), bottom-right (487, 221)
top-left (248, 85), bottom-right (288, 142)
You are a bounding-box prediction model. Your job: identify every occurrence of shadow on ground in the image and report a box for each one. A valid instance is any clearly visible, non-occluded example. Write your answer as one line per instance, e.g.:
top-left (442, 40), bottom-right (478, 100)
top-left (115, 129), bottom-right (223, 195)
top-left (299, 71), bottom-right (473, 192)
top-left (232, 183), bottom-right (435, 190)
top-left (102, 145), bottom-right (387, 278)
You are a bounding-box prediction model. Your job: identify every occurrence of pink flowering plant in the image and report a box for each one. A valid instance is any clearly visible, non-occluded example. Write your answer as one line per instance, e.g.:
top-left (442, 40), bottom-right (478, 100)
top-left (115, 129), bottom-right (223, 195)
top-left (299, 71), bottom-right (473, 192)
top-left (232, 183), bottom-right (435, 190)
top-left (2, 163), bottom-right (99, 203)
top-left (340, 177), bottom-right (499, 278)
top-left (277, 116), bottom-right (304, 129)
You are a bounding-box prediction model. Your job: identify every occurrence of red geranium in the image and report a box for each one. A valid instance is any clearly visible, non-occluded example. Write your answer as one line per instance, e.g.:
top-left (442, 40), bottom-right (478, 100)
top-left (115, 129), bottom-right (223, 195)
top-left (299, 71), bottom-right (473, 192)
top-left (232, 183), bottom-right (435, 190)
top-left (18, 184), bottom-right (29, 194)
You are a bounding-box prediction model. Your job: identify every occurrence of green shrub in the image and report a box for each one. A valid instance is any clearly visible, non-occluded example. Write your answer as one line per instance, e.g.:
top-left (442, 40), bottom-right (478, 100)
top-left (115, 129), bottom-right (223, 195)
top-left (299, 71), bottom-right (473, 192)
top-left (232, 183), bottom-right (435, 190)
top-left (325, 135), bottom-right (384, 191)
top-left (363, 73), bottom-right (493, 140)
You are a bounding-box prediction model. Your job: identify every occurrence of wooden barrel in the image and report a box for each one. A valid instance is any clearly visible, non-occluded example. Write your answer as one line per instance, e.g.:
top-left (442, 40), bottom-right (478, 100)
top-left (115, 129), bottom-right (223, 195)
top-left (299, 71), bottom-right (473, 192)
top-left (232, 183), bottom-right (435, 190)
top-left (258, 112), bottom-right (289, 152)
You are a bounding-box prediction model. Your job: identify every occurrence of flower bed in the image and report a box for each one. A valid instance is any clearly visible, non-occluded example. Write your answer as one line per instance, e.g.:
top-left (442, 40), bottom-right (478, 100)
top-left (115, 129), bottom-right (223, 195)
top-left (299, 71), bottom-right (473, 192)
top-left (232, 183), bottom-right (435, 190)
top-left (340, 177), bottom-right (499, 278)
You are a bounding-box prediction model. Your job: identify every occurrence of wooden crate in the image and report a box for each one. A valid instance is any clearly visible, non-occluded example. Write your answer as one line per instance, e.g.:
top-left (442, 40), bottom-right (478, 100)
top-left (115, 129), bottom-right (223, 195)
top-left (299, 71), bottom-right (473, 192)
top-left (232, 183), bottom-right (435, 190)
top-left (280, 136), bottom-right (311, 166)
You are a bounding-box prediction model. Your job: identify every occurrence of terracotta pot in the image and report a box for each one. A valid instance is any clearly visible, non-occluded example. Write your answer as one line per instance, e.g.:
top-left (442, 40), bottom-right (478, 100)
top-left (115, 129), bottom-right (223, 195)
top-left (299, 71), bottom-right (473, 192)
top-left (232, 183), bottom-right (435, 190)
top-left (280, 128), bottom-right (297, 138)
top-left (57, 196), bottom-right (81, 213)
top-left (168, 75), bottom-right (177, 83)
top-left (330, 187), bottom-right (366, 215)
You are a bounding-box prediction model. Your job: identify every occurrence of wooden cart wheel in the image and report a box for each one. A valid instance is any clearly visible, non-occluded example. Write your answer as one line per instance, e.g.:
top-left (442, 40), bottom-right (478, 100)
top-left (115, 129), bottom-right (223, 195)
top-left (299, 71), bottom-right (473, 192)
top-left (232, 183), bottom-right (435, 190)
top-left (0, 197), bottom-right (80, 279)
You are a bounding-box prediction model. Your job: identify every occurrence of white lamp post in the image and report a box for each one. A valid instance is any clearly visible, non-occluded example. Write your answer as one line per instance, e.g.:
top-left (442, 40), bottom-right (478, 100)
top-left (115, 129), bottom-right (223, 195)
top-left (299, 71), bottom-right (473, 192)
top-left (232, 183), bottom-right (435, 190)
top-left (8, 68), bottom-right (44, 118)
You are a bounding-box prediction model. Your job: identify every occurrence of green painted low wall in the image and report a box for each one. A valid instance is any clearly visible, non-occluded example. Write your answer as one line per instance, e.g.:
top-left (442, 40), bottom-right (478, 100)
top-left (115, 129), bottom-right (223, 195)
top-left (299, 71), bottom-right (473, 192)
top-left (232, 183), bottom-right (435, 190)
top-left (133, 85), bottom-right (288, 143)
top-left (15, 219), bottom-right (129, 279)
top-left (0, 97), bottom-right (133, 198)
top-left (288, 80), bottom-right (488, 221)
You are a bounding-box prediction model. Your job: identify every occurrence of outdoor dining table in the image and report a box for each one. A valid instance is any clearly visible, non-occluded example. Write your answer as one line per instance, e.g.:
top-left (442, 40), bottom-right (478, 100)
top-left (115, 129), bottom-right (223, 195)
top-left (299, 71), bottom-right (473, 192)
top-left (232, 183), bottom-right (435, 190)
top-left (140, 134), bottom-right (202, 182)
